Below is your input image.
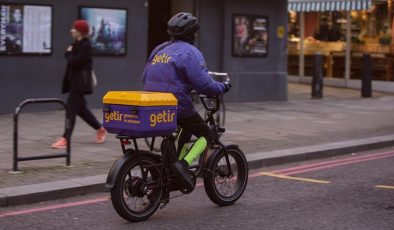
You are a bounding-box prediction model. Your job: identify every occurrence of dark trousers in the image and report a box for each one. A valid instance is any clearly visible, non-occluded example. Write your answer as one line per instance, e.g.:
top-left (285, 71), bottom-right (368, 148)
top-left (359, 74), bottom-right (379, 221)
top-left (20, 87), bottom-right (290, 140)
top-left (63, 93), bottom-right (101, 141)
top-left (177, 113), bottom-right (212, 156)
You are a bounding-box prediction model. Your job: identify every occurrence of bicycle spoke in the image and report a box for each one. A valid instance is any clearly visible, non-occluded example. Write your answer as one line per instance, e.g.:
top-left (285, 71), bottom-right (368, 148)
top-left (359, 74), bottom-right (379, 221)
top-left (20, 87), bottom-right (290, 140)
top-left (214, 153), bottom-right (241, 198)
top-left (120, 161), bottom-right (161, 214)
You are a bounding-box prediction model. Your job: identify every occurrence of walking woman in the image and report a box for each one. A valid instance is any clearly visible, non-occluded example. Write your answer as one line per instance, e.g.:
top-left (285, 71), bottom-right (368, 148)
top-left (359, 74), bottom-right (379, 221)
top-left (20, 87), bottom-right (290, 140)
top-left (52, 20), bottom-right (106, 149)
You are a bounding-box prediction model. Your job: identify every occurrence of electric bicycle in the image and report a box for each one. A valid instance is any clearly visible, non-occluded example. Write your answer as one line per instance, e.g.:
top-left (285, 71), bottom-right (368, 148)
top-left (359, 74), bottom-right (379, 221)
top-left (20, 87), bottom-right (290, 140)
top-left (106, 94), bottom-right (248, 222)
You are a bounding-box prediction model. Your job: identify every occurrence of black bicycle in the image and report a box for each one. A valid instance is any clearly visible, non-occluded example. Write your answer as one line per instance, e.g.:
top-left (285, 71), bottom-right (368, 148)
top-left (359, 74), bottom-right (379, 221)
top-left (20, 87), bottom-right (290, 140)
top-left (106, 94), bottom-right (248, 222)
top-left (144, 72), bottom-right (228, 152)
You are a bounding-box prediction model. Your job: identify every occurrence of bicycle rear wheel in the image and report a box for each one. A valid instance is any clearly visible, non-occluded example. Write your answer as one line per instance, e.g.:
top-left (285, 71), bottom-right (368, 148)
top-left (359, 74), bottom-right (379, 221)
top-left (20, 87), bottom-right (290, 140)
top-left (110, 154), bottom-right (162, 222)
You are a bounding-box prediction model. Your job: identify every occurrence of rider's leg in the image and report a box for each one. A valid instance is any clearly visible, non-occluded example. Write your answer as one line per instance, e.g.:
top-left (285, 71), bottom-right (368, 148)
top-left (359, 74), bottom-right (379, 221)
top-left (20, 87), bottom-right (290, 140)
top-left (183, 137), bottom-right (207, 165)
top-left (177, 128), bottom-right (192, 160)
top-left (173, 113), bottom-right (211, 189)
top-left (177, 113), bottom-right (212, 166)
top-left (178, 144), bottom-right (189, 161)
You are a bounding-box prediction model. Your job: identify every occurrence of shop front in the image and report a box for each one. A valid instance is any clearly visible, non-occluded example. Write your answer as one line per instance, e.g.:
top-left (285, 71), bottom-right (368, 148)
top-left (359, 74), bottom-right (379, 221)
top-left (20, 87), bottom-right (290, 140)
top-left (288, 0), bottom-right (394, 92)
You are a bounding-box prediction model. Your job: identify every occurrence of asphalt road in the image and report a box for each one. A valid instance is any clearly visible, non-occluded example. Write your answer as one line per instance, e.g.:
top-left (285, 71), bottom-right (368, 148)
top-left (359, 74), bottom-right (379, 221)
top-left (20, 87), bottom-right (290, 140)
top-left (0, 148), bottom-right (393, 230)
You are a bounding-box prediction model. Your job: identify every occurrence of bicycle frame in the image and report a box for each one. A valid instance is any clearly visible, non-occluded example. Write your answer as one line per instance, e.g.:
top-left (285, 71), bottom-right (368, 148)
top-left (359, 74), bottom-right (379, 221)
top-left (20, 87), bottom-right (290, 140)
top-left (200, 95), bottom-right (234, 176)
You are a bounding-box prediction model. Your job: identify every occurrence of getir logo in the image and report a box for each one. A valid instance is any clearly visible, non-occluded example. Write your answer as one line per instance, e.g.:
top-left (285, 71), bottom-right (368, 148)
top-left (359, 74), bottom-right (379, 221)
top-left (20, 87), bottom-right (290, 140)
top-left (150, 110), bottom-right (175, 127)
top-left (104, 111), bottom-right (122, 123)
top-left (151, 53), bottom-right (172, 65)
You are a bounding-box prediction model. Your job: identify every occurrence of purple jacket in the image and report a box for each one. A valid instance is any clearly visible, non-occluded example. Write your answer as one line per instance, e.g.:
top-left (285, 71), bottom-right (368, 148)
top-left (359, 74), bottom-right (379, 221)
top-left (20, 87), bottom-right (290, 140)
top-left (142, 41), bottom-right (225, 118)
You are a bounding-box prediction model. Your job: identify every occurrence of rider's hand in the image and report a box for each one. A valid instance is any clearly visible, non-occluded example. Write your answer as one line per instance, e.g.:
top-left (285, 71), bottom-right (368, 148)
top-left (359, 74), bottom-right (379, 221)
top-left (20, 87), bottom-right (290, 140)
top-left (223, 82), bottom-right (232, 93)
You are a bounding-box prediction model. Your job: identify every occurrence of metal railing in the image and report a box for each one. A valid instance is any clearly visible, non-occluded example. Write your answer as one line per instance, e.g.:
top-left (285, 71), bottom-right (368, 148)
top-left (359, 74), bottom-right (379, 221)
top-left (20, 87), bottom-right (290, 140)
top-left (13, 98), bottom-right (70, 171)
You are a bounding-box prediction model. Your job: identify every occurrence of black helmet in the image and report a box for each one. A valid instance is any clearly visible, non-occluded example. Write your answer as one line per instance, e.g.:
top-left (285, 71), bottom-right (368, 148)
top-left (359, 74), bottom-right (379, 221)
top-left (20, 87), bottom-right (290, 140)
top-left (167, 12), bottom-right (200, 43)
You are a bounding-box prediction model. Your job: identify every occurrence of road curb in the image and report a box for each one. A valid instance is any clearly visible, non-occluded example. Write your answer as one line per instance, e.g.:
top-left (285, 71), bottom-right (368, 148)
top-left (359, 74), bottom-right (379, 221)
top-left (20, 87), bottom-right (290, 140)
top-left (0, 175), bottom-right (106, 207)
top-left (246, 135), bottom-right (394, 169)
top-left (1, 135), bottom-right (394, 208)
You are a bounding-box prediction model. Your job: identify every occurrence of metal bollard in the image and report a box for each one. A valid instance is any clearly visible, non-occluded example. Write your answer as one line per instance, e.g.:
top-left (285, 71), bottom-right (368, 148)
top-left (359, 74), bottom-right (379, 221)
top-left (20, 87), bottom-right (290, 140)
top-left (361, 54), bottom-right (372, 98)
top-left (311, 53), bottom-right (324, 99)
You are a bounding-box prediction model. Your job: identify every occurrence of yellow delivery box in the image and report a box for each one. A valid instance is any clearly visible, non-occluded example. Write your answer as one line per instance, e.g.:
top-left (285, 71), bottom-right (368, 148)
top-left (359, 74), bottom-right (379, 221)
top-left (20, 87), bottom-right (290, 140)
top-left (103, 91), bottom-right (177, 137)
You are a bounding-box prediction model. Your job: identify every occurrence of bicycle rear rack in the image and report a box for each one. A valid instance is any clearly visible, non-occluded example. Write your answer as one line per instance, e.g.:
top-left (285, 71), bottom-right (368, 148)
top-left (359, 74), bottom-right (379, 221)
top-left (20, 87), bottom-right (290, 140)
top-left (13, 98), bottom-right (70, 172)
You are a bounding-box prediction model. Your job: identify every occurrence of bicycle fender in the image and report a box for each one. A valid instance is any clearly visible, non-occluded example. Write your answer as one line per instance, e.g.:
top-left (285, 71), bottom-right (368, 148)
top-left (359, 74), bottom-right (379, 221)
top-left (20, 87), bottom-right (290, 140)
top-left (203, 143), bottom-right (239, 176)
top-left (105, 149), bottom-right (162, 190)
top-left (209, 143), bottom-right (239, 160)
top-left (105, 150), bottom-right (136, 190)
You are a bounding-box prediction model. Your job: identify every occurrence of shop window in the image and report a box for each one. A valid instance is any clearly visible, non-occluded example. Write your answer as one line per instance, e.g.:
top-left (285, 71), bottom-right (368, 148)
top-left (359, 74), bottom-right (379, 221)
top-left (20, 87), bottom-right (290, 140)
top-left (288, 1), bottom-right (394, 82)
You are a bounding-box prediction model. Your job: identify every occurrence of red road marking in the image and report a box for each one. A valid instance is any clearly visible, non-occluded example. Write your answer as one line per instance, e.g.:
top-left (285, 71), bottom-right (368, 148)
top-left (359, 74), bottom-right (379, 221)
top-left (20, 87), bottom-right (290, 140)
top-left (1, 150), bottom-right (393, 218)
top-left (0, 196), bottom-right (109, 218)
top-left (283, 153), bottom-right (394, 175)
top-left (272, 150), bottom-right (394, 175)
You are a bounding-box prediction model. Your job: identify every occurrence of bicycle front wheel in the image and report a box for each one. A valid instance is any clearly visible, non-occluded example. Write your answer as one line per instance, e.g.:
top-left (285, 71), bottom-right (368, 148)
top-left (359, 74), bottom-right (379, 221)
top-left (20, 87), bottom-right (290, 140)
top-left (204, 146), bottom-right (248, 206)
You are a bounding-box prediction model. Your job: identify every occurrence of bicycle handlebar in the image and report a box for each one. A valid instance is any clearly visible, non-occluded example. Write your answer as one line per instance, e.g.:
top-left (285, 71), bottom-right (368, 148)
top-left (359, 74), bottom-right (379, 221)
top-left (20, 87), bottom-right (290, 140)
top-left (208, 72), bottom-right (230, 84)
top-left (198, 72), bottom-right (230, 114)
top-left (199, 94), bottom-right (222, 115)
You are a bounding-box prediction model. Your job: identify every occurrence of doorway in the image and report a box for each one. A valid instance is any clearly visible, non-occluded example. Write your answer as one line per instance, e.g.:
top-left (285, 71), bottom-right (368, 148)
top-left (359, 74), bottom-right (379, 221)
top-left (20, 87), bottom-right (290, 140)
top-left (148, 0), bottom-right (171, 56)
top-left (148, 0), bottom-right (196, 56)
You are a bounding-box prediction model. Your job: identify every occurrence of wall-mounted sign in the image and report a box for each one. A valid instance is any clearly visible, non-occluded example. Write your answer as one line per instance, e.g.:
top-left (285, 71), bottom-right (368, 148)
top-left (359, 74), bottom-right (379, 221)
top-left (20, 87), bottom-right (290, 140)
top-left (0, 4), bottom-right (52, 55)
top-left (79, 6), bottom-right (127, 56)
top-left (232, 14), bottom-right (269, 57)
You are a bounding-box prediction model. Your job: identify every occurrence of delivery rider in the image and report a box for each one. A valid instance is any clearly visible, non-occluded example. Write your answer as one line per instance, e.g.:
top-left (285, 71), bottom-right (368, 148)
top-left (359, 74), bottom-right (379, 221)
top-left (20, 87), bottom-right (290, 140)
top-left (142, 12), bottom-right (231, 190)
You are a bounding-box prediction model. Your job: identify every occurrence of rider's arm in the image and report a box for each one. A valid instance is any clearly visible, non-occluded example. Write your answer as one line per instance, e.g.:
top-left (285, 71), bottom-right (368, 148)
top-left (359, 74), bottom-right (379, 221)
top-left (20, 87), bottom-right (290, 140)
top-left (181, 50), bottom-right (225, 96)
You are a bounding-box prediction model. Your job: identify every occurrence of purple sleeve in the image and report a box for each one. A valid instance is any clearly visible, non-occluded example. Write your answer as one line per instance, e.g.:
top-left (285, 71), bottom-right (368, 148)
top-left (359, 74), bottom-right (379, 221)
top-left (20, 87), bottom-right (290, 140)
top-left (181, 50), bottom-right (225, 96)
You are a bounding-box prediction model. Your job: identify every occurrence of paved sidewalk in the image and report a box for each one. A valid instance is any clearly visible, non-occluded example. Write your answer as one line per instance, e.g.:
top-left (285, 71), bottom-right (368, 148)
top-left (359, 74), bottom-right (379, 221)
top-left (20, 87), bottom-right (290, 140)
top-left (1, 83), bottom-right (394, 190)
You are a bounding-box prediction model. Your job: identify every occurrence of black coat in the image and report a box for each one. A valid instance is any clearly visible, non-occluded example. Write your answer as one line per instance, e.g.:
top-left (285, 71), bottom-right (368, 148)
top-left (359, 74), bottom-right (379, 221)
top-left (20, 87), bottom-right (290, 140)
top-left (62, 37), bottom-right (93, 94)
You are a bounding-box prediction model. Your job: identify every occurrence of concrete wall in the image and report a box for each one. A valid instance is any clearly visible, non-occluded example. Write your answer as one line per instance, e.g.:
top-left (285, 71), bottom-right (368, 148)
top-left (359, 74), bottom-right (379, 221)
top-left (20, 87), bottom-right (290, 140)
top-left (0, 0), bottom-right (148, 114)
top-left (199, 0), bottom-right (288, 102)
top-left (198, 0), bottom-right (225, 71)
top-left (171, 0), bottom-right (195, 15)
top-left (0, 0), bottom-right (288, 114)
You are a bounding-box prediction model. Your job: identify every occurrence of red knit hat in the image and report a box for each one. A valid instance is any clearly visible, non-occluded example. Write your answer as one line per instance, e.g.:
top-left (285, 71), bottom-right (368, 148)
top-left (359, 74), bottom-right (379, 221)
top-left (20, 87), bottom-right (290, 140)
top-left (73, 20), bottom-right (89, 35)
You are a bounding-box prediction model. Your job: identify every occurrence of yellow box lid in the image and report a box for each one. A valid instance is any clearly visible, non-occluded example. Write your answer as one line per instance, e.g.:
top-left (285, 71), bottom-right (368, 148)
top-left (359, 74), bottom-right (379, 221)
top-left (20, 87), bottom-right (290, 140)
top-left (103, 91), bottom-right (177, 106)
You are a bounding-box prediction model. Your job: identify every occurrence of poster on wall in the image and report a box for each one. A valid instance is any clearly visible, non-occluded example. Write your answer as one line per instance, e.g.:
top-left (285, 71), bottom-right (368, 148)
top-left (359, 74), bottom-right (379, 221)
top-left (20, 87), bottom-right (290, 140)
top-left (0, 4), bottom-right (52, 55)
top-left (233, 14), bottom-right (269, 57)
top-left (79, 7), bottom-right (127, 56)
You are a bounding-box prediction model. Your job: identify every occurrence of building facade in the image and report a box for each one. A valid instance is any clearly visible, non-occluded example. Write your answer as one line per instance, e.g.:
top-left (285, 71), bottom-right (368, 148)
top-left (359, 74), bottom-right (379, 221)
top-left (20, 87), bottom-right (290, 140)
top-left (0, 0), bottom-right (288, 114)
